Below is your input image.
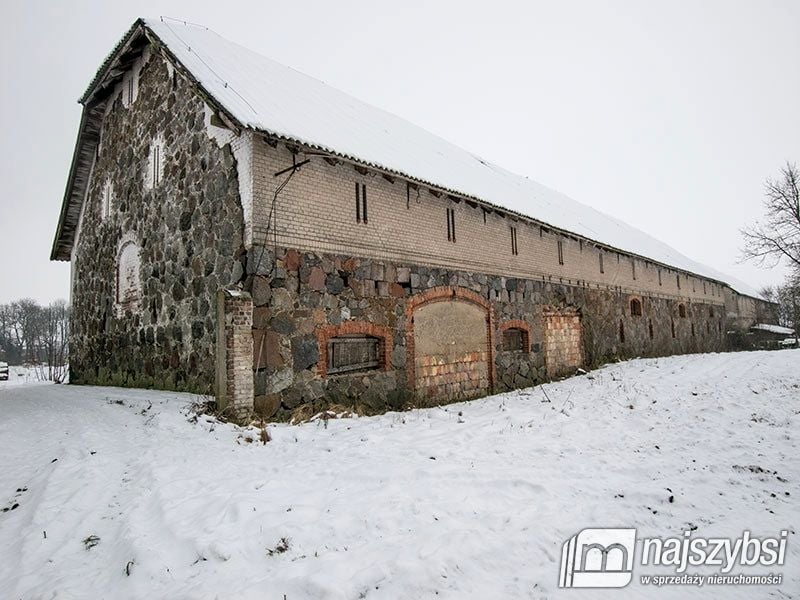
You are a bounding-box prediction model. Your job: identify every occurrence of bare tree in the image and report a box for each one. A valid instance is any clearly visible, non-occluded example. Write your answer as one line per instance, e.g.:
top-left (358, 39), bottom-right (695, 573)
top-left (741, 162), bottom-right (800, 269)
top-left (759, 285), bottom-right (776, 303)
top-left (34, 301), bottom-right (70, 383)
top-left (0, 304), bottom-right (14, 362)
top-left (0, 299), bottom-right (70, 381)
top-left (10, 299), bottom-right (42, 364)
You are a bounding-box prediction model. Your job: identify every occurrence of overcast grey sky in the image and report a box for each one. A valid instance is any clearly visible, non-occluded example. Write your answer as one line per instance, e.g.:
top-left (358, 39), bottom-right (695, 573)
top-left (1, 0), bottom-right (797, 304)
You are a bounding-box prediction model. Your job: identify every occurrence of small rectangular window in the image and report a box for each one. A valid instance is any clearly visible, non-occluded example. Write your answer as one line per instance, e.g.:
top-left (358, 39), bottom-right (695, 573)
top-left (599, 252), bottom-right (604, 274)
top-left (355, 183), bottom-right (367, 224)
top-left (511, 226), bottom-right (518, 255)
top-left (446, 207), bottom-right (456, 242)
top-left (703, 281), bottom-right (707, 294)
top-left (632, 259), bottom-right (636, 280)
top-left (502, 328), bottom-right (526, 352)
top-left (557, 240), bottom-right (564, 265)
top-left (658, 269), bottom-right (662, 286)
top-left (327, 336), bottom-right (380, 374)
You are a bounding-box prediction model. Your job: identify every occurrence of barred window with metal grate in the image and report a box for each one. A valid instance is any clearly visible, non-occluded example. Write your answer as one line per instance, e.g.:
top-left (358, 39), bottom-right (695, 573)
top-left (327, 336), bottom-right (381, 374)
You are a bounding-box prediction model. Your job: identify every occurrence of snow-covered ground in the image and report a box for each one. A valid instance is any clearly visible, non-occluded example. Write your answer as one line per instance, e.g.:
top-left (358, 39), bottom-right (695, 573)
top-left (0, 365), bottom-right (43, 387)
top-left (0, 351), bottom-right (797, 599)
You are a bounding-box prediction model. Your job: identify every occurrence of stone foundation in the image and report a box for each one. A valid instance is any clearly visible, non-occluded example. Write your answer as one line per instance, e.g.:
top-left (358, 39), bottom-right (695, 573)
top-left (245, 245), bottom-right (727, 420)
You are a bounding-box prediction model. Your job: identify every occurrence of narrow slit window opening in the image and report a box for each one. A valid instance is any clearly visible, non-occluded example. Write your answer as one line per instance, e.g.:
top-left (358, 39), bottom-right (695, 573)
top-left (446, 207), bottom-right (456, 242)
top-left (355, 183), bottom-right (367, 224)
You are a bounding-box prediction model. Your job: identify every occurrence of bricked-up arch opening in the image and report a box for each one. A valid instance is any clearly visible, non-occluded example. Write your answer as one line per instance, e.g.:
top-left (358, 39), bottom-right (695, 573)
top-left (678, 303), bottom-right (687, 318)
top-left (630, 298), bottom-right (642, 317)
top-left (500, 320), bottom-right (531, 352)
top-left (116, 239), bottom-right (141, 312)
top-left (406, 286), bottom-right (494, 401)
top-left (316, 322), bottom-right (392, 377)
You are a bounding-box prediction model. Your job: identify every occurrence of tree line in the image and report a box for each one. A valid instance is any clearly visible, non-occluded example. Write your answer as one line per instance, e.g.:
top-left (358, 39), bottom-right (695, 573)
top-left (0, 299), bottom-right (69, 382)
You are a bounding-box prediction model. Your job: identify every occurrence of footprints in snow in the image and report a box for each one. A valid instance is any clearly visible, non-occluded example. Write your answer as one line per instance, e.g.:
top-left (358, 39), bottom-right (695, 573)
top-left (2, 485), bottom-right (28, 512)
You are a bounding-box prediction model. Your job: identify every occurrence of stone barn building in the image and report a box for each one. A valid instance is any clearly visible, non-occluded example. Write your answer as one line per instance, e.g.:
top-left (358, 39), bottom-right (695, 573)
top-left (51, 18), bottom-right (777, 419)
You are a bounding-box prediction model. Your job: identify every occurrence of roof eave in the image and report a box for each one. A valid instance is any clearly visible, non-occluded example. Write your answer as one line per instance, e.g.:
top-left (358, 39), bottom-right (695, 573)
top-left (254, 129), bottom-right (756, 297)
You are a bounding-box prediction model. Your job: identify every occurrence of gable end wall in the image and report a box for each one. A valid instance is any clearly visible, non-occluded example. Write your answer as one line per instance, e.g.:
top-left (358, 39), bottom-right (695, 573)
top-left (69, 50), bottom-right (245, 392)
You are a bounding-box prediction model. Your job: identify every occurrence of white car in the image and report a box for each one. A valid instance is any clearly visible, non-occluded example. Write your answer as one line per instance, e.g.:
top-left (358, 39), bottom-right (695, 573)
top-left (0, 362), bottom-right (8, 381)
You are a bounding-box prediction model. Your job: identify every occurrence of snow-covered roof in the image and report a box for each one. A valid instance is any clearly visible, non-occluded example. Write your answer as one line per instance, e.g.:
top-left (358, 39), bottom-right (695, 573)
top-left (58, 17), bottom-right (765, 300)
top-left (750, 323), bottom-right (795, 335)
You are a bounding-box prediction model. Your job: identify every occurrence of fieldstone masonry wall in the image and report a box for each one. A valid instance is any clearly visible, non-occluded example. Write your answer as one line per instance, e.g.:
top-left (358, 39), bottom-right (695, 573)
top-left (246, 245), bottom-right (727, 420)
top-left (69, 52), bottom-right (245, 392)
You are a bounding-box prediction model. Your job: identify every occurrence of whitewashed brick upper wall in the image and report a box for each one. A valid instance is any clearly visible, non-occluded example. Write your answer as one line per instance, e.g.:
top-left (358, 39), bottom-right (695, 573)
top-left (250, 139), bottom-right (726, 305)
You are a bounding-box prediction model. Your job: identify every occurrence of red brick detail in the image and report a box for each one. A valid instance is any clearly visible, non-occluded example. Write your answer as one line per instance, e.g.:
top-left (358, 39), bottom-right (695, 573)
top-left (499, 319), bottom-right (532, 352)
top-left (542, 307), bottom-right (584, 378)
top-left (405, 285), bottom-right (491, 315)
top-left (315, 321), bottom-right (393, 377)
top-left (405, 286), bottom-right (495, 394)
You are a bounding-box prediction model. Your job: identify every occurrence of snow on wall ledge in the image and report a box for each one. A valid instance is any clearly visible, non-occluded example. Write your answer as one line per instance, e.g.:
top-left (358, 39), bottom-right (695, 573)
top-left (141, 17), bottom-right (761, 299)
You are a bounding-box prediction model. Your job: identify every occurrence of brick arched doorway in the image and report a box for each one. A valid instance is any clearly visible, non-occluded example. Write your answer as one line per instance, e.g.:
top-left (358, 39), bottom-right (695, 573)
top-left (406, 286), bottom-right (494, 403)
